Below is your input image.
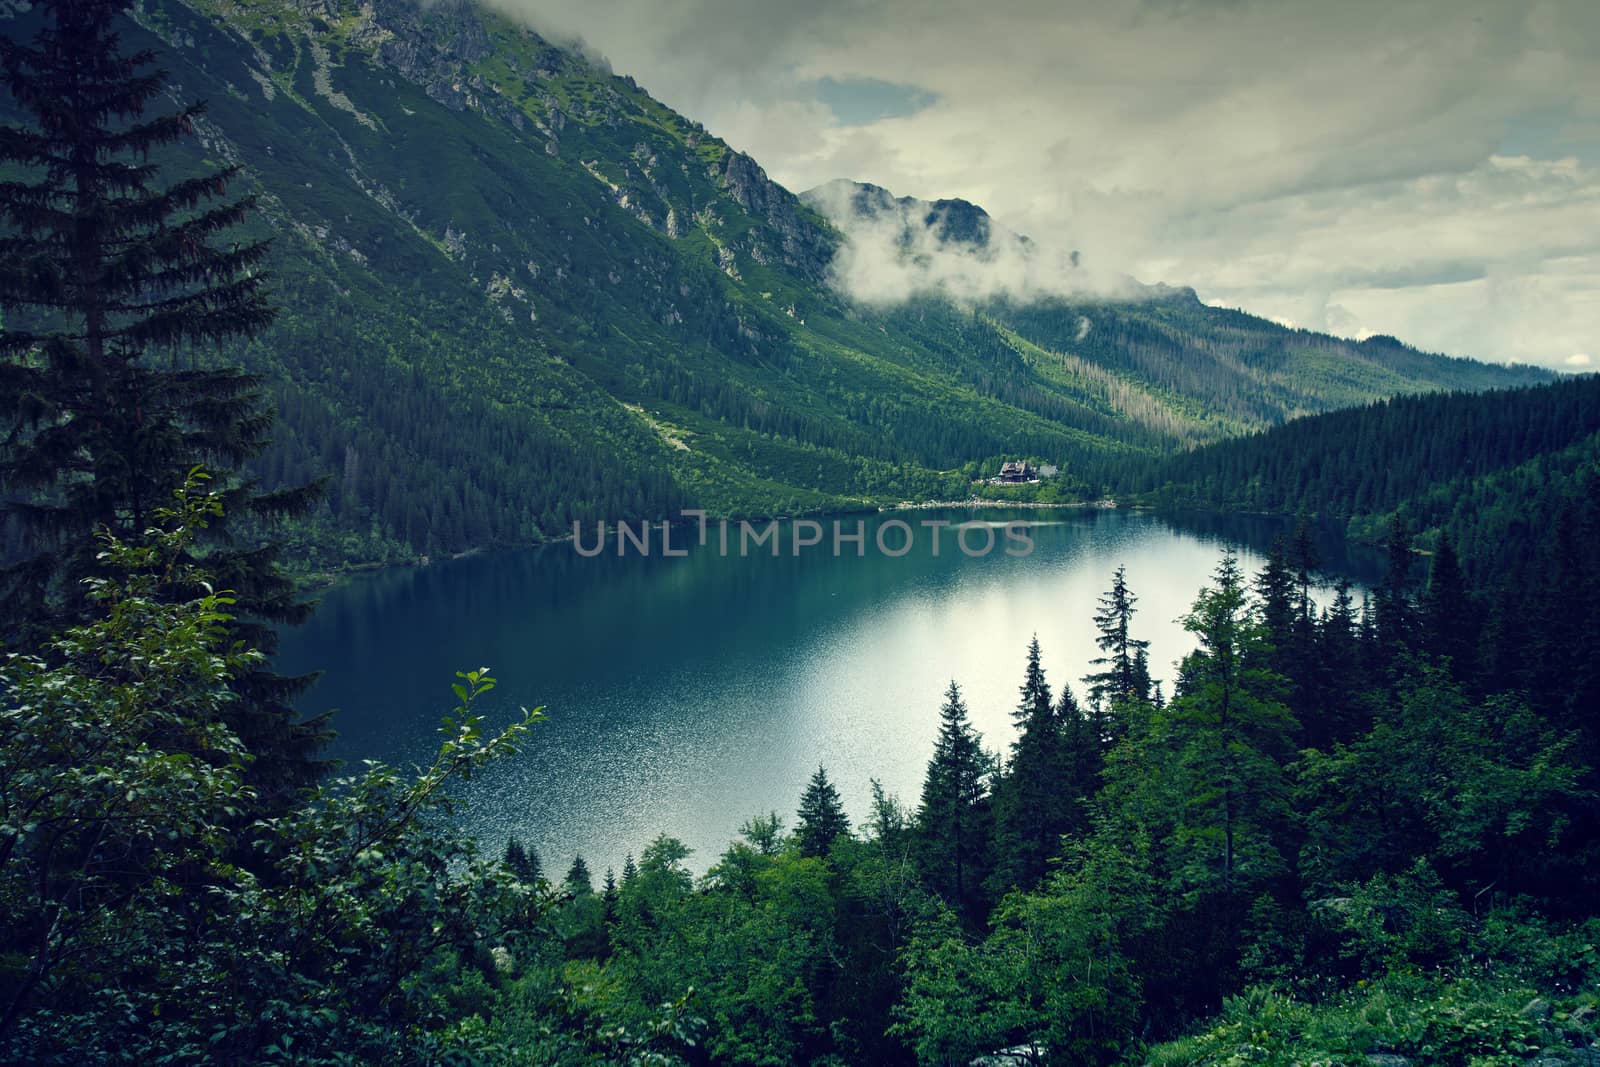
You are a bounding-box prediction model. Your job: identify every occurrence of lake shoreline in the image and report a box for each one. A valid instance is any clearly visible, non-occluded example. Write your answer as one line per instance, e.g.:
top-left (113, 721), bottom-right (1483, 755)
top-left (292, 499), bottom-right (1131, 592)
top-left (883, 499), bottom-right (1127, 512)
top-left (278, 508), bottom-right (1377, 877)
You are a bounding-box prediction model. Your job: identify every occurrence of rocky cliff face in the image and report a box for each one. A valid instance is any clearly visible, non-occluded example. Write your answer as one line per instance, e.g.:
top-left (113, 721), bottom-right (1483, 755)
top-left (719, 151), bottom-right (834, 277)
top-left (166, 0), bottom-right (838, 290)
top-left (801, 178), bottom-right (1027, 261)
top-left (350, 0), bottom-right (834, 279)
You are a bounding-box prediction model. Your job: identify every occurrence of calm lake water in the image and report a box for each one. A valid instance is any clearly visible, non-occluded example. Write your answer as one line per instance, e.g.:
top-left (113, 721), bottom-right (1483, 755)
top-left (278, 509), bottom-right (1381, 875)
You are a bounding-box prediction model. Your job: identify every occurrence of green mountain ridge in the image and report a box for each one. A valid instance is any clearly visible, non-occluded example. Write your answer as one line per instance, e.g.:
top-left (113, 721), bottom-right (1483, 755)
top-left (1131, 373), bottom-right (1600, 579)
top-left (8, 0), bottom-right (1548, 566)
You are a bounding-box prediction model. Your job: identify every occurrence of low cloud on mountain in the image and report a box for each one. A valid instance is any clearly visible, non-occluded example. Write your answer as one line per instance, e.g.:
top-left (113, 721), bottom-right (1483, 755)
top-left (490, 0), bottom-right (1599, 370)
top-left (801, 179), bottom-right (1125, 305)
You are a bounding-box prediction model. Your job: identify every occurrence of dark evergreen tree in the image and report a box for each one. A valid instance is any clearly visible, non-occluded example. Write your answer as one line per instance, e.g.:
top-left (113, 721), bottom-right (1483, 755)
top-left (915, 681), bottom-right (994, 926)
top-left (1254, 536), bottom-right (1296, 670)
top-left (992, 637), bottom-right (1076, 892)
top-left (796, 765), bottom-right (850, 858)
top-left (1058, 678), bottom-right (1102, 796)
top-left (1289, 521), bottom-right (1319, 617)
top-left (564, 856), bottom-right (593, 896)
top-left (1308, 577), bottom-right (1366, 747)
top-left (620, 853), bottom-right (638, 885)
top-left (1287, 521), bottom-right (1323, 715)
top-left (1162, 553), bottom-right (1297, 901)
top-left (1084, 566), bottom-right (1151, 740)
top-left (0, 0), bottom-right (325, 802)
top-left (1130, 647), bottom-right (1153, 712)
top-left (503, 837), bottom-right (543, 884)
top-left (1528, 479), bottom-right (1600, 755)
top-left (601, 869), bottom-right (620, 935)
top-left (1422, 536), bottom-right (1478, 683)
top-left (1254, 534), bottom-right (1319, 735)
top-left (1374, 519), bottom-right (1419, 665)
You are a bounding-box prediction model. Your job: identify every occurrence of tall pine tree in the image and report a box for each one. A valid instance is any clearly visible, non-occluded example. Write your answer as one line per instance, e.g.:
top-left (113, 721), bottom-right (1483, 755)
top-left (0, 0), bottom-right (326, 800)
top-left (796, 765), bottom-right (850, 858)
top-left (1253, 536), bottom-right (1296, 670)
top-left (915, 681), bottom-right (994, 927)
top-left (992, 636), bottom-right (1077, 892)
top-left (1164, 553), bottom-right (1297, 900)
top-left (1084, 566), bottom-right (1151, 744)
top-left (564, 856), bottom-right (594, 896)
top-left (1422, 536), bottom-right (1478, 683)
top-left (1374, 519), bottom-right (1418, 666)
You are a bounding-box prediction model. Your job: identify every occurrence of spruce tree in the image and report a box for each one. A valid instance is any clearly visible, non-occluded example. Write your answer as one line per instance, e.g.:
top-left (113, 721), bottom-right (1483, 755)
top-left (1057, 679), bottom-right (1101, 800)
top-left (1529, 486), bottom-right (1600, 743)
top-left (1130, 647), bottom-right (1152, 711)
top-left (564, 856), bottom-right (593, 895)
top-left (1310, 577), bottom-right (1365, 747)
top-left (0, 0), bottom-right (325, 801)
top-left (1374, 519), bottom-right (1418, 663)
top-left (796, 765), bottom-right (850, 858)
top-left (1084, 565), bottom-right (1151, 742)
top-left (1254, 536), bottom-right (1316, 730)
top-left (992, 636), bottom-right (1075, 892)
top-left (1422, 536), bottom-right (1478, 682)
top-left (503, 837), bottom-right (543, 884)
top-left (1290, 522), bottom-right (1319, 624)
top-left (1163, 553), bottom-right (1297, 900)
top-left (601, 869), bottom-right (619, 933)
top-left (1286, 521), bottom-right (1324, 719)
top-left (1253, 537), bottom-right (1296, 668)
top-left (914, 681), bottom-right (994, 926)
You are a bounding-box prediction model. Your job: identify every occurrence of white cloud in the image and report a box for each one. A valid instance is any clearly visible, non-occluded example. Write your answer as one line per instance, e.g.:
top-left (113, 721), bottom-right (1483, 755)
top-left (801, 181), bottom-right (1123, 304)
top-left (493, 0), bottom-right (1600, 369)
top-left (1567, 352), bottom-right (1594, 367)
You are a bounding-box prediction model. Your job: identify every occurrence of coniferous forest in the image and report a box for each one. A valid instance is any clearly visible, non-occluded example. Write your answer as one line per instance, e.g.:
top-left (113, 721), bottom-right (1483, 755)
top-left (3, 0), bottom-right (1600, 1065)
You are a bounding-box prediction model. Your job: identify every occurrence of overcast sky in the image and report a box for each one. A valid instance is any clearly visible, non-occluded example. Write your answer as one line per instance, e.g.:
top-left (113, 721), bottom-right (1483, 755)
top-left (503, 0), bottom-right (1599, 371)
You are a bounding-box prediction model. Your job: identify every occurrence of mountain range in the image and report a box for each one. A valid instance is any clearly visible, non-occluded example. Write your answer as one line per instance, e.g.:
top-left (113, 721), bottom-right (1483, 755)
top-left (3, 0), bottom-right (1550, 564)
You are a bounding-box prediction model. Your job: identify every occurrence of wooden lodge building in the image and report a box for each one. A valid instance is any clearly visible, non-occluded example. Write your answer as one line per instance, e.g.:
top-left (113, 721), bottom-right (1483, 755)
top-left (997, 460), bottom-right (1035, 483)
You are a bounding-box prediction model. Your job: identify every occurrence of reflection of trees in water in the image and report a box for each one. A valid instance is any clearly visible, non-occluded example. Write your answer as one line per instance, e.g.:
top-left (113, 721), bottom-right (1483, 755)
top-left (1154, 510), bottom-right (1387, 586)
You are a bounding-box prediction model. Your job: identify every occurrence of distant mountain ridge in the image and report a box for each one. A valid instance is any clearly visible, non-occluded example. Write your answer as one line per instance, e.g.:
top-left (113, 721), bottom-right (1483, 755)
top-left (801, 178), bottom-right (1043, 260)
top-left (0, 0), bottom-right (1551, 565)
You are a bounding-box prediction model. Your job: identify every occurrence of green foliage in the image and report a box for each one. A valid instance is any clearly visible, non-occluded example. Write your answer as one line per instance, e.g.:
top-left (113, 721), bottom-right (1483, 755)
top-left (896, 833), bottom-right (1159, 1065)
top-left (1084, 565), bottom-right (1152, 714)
top-left (1297, 661), bottom-right (1583, 895)
top-left (1145, 940), bottom-right (1600, 1067)
top-left (991, 636), bottom-right (1089, 893)
top-left (914, 681), bottom-right (997, 928)
top-left (0, 479), bottom-right (547, 1063)
top-left (795, 765), bottom-right (851, 858)
top-left (1133, 376), bottom-right (1600, 584)
top-left (7, 461), bottom-right (1600, 1064)
top-left (0, 0), bottom-right (327, 802)
top-left (4, 11), bottom-right (1598, 1052)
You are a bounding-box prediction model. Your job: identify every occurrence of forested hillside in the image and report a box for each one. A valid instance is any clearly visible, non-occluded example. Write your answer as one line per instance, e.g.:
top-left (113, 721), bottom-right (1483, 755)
top-left (1127, 375), bottom-right (1600, 580)
top-left (9, 466), bottom-right (1598, 1064)
top-left (2, 0), bottom-right (1546, 569)
top-left (3, 0), bottom-right (1598, 1061)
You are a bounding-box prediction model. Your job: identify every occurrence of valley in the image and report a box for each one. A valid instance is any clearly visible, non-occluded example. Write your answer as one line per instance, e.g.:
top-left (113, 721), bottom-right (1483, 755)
top-left (63, 0), bottom-right (1550, 571)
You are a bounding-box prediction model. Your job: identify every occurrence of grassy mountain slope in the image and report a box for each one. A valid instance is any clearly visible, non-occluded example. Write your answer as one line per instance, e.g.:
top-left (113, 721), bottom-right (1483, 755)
top-left (3, 0), bottom-right (1550, 565)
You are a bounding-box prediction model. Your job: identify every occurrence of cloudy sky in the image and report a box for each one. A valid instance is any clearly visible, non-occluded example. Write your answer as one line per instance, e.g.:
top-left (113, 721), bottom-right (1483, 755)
top-left (505, 0), bottom-right (1599, 371)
